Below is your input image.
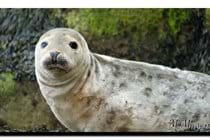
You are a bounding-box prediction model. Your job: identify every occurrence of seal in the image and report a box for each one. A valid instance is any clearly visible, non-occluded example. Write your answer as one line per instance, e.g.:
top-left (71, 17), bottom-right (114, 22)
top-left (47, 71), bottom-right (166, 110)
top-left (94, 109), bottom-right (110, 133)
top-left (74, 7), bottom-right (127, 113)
top-left (35, 28), bottom-right (210, 132)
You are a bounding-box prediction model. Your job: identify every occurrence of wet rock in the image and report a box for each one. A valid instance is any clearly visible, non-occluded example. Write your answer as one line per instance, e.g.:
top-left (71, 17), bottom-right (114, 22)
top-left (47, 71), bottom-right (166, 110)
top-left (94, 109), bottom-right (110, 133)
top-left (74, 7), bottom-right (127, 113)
top-left (0, 9), bottom-right (66, 81)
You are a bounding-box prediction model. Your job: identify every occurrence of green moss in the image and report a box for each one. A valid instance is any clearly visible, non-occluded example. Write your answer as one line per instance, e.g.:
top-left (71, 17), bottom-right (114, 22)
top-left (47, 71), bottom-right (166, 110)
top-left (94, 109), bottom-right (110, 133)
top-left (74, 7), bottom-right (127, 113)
top-left (168, 9), bottom-right (188, 38)
top-left (0, 82), bottom-right (67, 131)
top-left (0, 73), bottom-right (16, 96)
top-left (206, 9), bottom-right (210, 29)
top-left (64, 9), bottom-right (164, 49)
top-left (66, 9), bottom-right (163, 36)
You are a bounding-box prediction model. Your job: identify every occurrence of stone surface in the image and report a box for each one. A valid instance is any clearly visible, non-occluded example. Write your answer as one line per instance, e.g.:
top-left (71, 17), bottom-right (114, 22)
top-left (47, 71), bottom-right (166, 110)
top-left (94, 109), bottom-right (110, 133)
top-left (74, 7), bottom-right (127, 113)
top-left (0, 9), bottom-right (66, 81)
top-left (0, 82), bottom-right (68, 132)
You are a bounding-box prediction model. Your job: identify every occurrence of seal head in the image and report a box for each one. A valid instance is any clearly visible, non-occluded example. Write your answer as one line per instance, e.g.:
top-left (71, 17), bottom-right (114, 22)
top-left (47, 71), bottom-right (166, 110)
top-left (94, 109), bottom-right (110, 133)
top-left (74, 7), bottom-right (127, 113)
top-left (35, 28), bottom-right (91, 90)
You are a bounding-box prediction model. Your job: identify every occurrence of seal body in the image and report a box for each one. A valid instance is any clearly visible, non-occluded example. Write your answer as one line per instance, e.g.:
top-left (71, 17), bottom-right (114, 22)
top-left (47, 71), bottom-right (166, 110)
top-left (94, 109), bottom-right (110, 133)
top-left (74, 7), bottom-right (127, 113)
top-left (35, 28), bottom-right (210, 132)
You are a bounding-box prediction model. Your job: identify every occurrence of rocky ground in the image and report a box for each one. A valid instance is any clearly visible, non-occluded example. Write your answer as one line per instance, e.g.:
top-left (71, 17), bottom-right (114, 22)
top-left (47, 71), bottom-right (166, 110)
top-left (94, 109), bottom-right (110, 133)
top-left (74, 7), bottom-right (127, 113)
top-left (0, 9), bottom-right (69, 132)
top-left (0, 81), bottom-right (69, 132)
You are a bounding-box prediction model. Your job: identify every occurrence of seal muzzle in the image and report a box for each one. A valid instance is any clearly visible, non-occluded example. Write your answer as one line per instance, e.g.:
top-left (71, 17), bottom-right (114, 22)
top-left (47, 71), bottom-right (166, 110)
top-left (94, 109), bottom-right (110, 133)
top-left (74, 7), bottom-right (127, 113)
top-left (50, 51), bottom-right (60, 64)
top-left (43, 51), bottom-right (69, 72)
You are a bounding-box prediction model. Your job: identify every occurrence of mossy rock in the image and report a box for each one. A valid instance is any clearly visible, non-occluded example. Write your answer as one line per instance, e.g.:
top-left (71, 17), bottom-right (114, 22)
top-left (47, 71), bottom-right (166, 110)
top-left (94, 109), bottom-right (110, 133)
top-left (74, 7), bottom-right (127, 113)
top-left (0, 82), bottom-right (68, 132)
top-left (0, 73), bottom-right (16, 97)
top-left (65, 9), bottom-right (164, 46)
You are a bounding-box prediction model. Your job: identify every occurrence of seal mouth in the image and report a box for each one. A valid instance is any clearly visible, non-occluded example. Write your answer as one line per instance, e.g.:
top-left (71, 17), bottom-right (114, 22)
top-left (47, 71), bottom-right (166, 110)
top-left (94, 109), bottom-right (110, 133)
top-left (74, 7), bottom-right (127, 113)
top-left (48, 64), bottom-right (69, 71)
top-left (43, 59), bottom-right (70, 72)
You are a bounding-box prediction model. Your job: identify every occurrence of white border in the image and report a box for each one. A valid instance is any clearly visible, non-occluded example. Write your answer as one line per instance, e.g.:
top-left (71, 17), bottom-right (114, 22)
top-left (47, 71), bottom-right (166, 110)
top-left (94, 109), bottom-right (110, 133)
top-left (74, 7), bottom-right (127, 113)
top-left (0, 0), bottom-right (210, 8)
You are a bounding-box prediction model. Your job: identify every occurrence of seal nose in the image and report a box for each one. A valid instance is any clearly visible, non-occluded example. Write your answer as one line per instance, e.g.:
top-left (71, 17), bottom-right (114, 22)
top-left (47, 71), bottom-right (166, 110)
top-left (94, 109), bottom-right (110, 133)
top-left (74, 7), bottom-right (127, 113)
top-left (50, 51), bottom-right (60, 64)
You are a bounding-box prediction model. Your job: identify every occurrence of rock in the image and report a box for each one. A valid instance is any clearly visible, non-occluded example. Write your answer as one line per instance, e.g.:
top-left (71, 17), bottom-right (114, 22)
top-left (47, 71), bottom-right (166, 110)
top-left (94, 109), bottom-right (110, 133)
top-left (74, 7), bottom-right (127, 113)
top-left (0, 9), bottom-right (66, 81)
top-left (0, 82), bottom-right (69, 132)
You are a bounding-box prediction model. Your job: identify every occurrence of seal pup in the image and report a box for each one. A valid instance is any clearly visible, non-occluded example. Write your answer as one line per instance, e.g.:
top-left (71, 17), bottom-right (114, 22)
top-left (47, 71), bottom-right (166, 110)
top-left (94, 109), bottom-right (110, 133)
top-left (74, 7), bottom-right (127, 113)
top-left (35, 28), bottom-right (210, 132)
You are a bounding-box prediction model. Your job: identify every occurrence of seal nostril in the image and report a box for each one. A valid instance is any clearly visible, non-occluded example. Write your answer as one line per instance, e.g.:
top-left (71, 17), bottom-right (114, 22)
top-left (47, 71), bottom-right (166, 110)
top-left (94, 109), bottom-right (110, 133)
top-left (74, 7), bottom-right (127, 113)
top-left (50, 51), bottom-right (60, 64)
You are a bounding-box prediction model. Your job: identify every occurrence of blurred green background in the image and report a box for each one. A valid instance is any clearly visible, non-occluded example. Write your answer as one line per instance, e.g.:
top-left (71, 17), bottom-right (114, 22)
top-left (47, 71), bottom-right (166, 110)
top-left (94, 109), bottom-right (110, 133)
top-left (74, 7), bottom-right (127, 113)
top-left (0, 9), bottom-right (209, 132)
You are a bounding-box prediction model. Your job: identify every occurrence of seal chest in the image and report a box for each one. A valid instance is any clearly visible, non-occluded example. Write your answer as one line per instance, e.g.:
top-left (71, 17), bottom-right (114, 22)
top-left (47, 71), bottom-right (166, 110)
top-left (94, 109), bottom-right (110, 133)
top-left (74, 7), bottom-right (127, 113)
top-left (35, 28), bottom-right (210, 132)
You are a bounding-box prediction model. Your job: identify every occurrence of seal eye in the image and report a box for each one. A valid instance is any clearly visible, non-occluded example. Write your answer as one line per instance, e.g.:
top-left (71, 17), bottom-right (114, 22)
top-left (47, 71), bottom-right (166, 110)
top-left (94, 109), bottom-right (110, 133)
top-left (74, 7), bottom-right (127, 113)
top-left (69, 41), bottom-right (78, 49)
top-left (41, 42), bottom-right (48, 48)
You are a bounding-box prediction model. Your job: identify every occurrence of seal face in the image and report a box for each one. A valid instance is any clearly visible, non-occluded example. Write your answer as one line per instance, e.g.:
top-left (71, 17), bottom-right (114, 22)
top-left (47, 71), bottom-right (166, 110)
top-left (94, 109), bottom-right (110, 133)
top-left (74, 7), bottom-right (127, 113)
top-left (35, 28), bottom-right (210, 132)
top-left (35, 28), bottom-right (91, 85)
